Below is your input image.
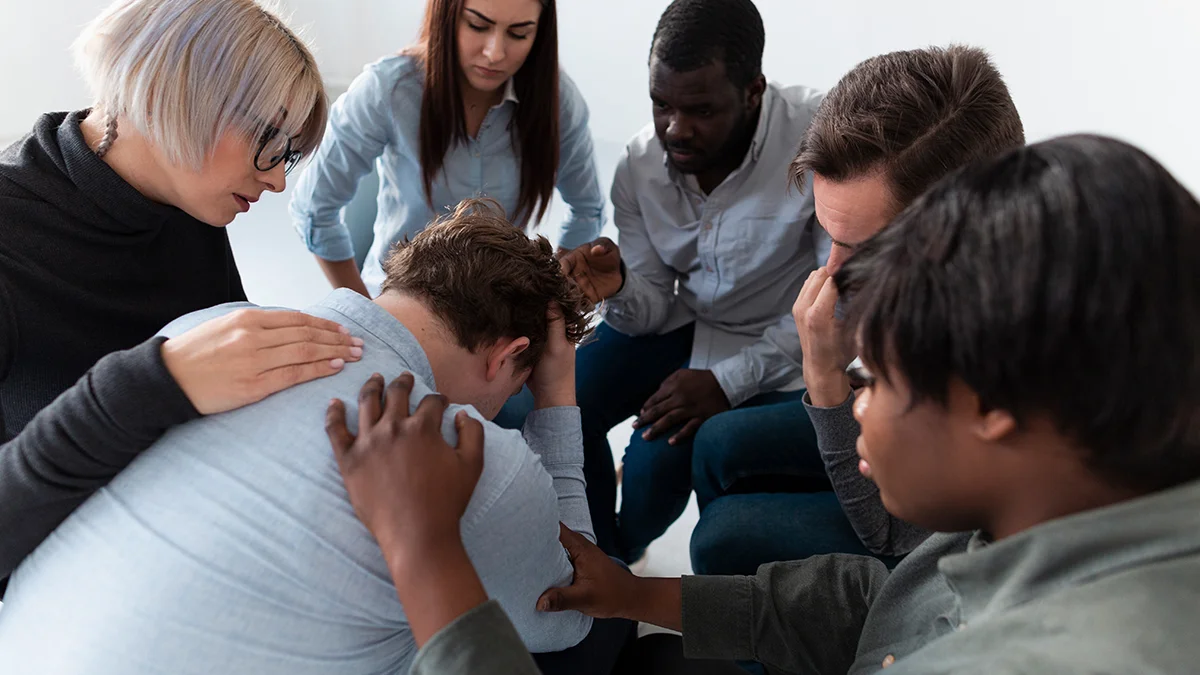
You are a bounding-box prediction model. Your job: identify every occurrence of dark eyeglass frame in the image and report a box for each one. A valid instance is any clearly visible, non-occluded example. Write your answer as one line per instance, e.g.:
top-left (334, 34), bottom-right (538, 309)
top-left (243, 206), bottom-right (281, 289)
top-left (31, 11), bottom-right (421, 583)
top-left (254, 124), bottom-right (304, 175)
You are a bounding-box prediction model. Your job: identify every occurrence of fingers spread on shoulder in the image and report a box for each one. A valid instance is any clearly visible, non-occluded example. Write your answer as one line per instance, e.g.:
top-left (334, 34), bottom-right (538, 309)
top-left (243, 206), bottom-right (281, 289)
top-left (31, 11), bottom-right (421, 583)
top-left (255, 325), bottom-right (365, 352)
top-left (325, 399), bottom-right (356, 459)
top-left (357, 373), bottom-right (387, 436)
top-left (245, 359), bottom-right (346, 405)
top-left (256, 341), bottom-right (359, 375)
top-left (410, 392), bottom-right (450, 432)
top-left (254, 309), bottom-right (350, 336)
top-left (381, 373), bottom-right (417, 423)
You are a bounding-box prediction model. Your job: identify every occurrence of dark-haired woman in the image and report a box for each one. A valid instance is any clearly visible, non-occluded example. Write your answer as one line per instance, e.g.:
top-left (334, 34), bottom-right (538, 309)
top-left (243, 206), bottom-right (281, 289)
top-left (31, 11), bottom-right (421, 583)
top-left (291, 0), bottom-right (603, 298)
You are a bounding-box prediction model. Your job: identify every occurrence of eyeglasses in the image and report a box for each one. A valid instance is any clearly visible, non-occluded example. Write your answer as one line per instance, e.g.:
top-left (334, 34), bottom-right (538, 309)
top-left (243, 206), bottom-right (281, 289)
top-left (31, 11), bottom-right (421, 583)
top-left (254, 124), bottom-right (303, 175)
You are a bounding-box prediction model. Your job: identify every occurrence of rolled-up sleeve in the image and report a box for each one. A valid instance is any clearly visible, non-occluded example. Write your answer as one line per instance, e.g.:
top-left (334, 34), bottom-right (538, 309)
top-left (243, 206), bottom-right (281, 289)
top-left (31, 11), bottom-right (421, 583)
top-left (553, 71), bottom-right (605, 250)
top-left (290, 63), bottom-right (396, 262)
top-left (600, 152), bottom-right (677, 336)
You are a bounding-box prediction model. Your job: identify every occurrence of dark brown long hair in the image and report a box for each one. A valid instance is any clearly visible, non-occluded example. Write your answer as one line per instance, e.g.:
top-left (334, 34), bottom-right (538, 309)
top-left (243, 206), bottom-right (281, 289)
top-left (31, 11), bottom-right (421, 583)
top-left (409, 0), bottom-right (560, 229)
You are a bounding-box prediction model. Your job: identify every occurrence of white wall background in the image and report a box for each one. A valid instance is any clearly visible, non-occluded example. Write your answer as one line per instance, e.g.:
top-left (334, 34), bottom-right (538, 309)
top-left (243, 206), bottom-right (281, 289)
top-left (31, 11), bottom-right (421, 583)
top-left (2, 0), bottom-right (1198, 192)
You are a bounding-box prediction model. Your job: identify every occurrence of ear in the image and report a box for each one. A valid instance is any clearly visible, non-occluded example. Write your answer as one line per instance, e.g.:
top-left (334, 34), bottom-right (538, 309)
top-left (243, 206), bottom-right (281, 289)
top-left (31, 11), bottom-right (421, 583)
top-left (485, 337), bottom-right (531, 382)
top-left (974, 408), bottom-right (1017, 443)
top-left (948, 377), bottom-right (1017, 443)
top-left (746, 74), bottom-right (767, 110)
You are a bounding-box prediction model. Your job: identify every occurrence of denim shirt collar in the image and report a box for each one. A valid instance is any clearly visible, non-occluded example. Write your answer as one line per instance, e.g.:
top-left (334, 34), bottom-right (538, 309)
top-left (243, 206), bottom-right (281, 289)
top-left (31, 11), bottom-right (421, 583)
top-left (316, 289), bottom-right (436, 390)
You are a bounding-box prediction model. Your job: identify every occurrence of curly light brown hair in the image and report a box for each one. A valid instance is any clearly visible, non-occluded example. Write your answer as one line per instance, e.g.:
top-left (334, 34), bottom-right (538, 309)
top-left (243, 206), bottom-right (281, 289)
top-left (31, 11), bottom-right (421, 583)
top-left (381, 198), bottom-right (594, 371)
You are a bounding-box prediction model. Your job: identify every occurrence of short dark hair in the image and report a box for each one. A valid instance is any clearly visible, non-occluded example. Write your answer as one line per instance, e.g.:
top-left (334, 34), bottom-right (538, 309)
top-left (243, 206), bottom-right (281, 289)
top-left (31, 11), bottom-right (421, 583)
top-left (837, 134), bottom-right (1200, 492)
top-left (649, 0), bottom-right (765, 88)
top-left (792, 45), bottom-right (1025, 206)
top-left (381, 198), bottom-right (593, 371)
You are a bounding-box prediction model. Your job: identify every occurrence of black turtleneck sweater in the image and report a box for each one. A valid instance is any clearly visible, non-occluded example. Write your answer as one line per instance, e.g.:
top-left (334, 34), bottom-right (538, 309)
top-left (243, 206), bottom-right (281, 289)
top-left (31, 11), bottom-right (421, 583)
top-left (0, 111), bottom-right (246, 441)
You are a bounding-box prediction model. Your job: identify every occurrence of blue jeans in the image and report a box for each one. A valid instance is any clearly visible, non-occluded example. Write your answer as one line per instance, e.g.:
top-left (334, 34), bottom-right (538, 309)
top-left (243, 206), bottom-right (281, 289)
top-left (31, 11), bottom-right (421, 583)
top-left (497, 322), bottom-right (853, 566)
top-left (689, 398), bottom-right (906, 574)
top-left (620, 387), bottom-right (815, 562)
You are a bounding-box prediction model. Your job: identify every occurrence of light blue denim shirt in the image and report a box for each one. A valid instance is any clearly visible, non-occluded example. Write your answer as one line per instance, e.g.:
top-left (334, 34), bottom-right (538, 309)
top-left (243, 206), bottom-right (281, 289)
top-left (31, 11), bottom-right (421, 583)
top-left (603, 83), bottom-right (826, 407)
top-left (0, 290), bottom-right (593, 674)
top-left (291, 55), bottom-right (605, 295)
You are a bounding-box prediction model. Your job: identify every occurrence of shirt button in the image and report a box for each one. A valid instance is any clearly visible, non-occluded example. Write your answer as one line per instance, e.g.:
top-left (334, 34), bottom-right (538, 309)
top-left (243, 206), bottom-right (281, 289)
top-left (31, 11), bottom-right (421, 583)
top-left (705, 266), bottom-right (713, 272)
top-left (704, 222), bottom-right (712, 231)
top-left (882, 655), bottom-right (896, 668)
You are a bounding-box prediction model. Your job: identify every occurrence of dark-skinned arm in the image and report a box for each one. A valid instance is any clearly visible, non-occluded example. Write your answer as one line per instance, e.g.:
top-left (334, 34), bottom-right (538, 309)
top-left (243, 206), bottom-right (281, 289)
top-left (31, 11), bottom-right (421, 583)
top-left (325, 374), bottom-right (541, 675)
top-left (538, 526), bottom-right (890, 674)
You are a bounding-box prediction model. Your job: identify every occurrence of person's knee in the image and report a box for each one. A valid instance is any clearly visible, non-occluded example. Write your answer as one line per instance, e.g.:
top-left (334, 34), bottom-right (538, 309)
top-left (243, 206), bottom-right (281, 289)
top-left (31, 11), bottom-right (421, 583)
top-left (689, 497), bottom-right (745, 575)
top-left (621, 435), bottom-right (667, 481)
top-left (690, 410), bottom-right (749, 488)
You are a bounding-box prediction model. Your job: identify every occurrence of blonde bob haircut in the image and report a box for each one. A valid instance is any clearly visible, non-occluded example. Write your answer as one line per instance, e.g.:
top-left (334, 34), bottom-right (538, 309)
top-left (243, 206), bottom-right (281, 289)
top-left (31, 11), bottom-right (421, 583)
top-left (73, 0), bottom-right (328, 169)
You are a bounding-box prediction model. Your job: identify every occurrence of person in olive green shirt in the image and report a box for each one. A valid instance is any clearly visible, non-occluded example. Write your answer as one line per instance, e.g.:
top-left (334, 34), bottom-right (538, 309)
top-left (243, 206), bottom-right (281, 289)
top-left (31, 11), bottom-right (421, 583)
top-left (327, 132), bottom-right (1200, 675)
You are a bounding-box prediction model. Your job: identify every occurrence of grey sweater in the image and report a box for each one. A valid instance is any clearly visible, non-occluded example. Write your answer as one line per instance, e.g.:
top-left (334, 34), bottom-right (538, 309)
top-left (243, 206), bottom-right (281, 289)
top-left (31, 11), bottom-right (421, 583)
top-left (0, 337), bottom-right (198, 578)
top-left (0, 111), bottom-right (244, 441)
top-left (412, 479), bottom-right (1200, 675)
top-left (803, 391), bottom-right (931, 556)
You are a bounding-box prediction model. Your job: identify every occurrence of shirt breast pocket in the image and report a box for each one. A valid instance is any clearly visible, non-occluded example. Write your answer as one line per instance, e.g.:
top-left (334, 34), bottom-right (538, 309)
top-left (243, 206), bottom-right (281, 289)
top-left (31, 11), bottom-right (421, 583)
top-left (734, 212), bottom-right (808, 269)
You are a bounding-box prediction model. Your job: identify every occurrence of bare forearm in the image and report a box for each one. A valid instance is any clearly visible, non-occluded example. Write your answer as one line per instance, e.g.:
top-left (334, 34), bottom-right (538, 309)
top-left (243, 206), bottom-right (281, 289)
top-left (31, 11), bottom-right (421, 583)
top-left (626, 577), bottom-right (683, 632)
top-left (804, 369), bottom-right (853, 409)
top-left (316, 257), bottom-right (370, 297)
top-left (386, 538), bottom-right (490, 648)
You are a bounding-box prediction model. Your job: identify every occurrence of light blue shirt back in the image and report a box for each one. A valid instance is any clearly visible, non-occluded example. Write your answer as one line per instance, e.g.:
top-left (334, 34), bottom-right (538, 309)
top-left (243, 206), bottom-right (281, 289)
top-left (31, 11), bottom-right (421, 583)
top-left (290, 55), bottom-right (605, 295)
top-left (0, 290), bottom-right (592, 674)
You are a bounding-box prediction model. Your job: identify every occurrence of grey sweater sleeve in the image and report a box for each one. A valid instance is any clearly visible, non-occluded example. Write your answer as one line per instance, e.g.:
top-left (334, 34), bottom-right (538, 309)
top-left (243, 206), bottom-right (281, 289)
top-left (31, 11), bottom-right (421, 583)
top-left (411, 601), bottom-right (541, 675)
top-left (0, 337), bottom-right (199, 577)
top-left (681, 554), bottom-right (891, 675)
top-left (805, 392), bottom-right (932, 557)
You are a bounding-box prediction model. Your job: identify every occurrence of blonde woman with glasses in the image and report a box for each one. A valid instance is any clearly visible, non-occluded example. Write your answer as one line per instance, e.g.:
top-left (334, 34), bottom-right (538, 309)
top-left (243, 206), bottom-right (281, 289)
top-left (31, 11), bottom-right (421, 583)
top-left (0, 0), bottom-right (363, 592)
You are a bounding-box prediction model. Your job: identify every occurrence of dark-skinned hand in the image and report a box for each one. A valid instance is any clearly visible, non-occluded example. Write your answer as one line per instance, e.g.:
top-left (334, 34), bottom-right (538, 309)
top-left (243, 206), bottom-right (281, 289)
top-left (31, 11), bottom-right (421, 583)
top-left (325, 372), bottom-right (485, 557)
top-left (559, 237), bottom-right (623, 303)
top-left (633, 368), bottom-right (731, 445)
top-left (538, 524), bottom-right (685, 632)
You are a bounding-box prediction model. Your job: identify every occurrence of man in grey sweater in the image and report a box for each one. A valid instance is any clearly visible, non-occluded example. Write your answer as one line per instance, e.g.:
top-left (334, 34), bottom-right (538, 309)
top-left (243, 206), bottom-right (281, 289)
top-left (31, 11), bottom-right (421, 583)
top-left (0, 200), bottom-right (615, 674)
top-left (334, 134), bottom-right (1200, 674)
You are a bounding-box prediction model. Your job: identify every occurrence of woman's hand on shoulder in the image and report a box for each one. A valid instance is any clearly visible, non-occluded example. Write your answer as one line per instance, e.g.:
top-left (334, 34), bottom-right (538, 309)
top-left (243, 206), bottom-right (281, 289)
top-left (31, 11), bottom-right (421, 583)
top-left (162, 309), bottom-right (364, 414)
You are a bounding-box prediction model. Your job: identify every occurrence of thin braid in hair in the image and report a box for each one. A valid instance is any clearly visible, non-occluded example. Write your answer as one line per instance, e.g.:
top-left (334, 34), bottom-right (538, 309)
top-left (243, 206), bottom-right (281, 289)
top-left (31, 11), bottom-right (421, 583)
top-left (94, 112), bottom-right (119, 158)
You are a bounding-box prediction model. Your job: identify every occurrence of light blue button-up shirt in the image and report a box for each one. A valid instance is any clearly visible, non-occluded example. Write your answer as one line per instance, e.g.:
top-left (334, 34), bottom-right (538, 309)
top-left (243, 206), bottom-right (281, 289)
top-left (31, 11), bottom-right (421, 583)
top-left (0, 290), bottom-right (593, 674)
top-left (603, 83), bottom-right (826, 407)
top-left (291, 55), bottom-right (605, 295)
